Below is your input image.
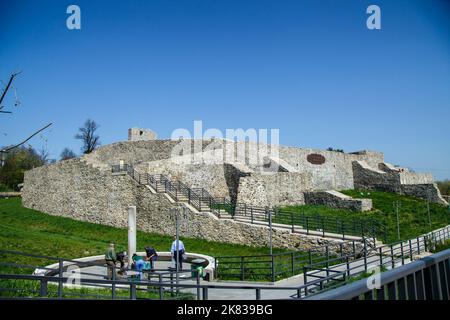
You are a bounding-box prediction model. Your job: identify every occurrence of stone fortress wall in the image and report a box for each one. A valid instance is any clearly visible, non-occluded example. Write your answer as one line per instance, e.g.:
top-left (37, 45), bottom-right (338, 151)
top-left (22, 128), bottom-right (448, 251)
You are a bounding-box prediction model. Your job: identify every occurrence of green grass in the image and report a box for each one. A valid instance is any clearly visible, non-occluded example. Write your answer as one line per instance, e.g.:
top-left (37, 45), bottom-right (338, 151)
top-left (280, 190), bottom-right (450, 243)
top-left (0, 279), bottom-right (194, 300)
top-left (430, 239), bottom-right (450, 253)
top-left (0, 198), bottom-right (291, 273)
top-left (0, 197), bottom-right (299, 295)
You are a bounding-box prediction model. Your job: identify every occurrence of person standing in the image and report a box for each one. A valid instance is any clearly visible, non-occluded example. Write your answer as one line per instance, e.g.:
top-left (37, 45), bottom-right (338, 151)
top-left (145, 246), bottom-right (158, 272)
top-left (105, 243), bottom-right (117, 280)
top-left (170, 236), bottom-right (185, 270)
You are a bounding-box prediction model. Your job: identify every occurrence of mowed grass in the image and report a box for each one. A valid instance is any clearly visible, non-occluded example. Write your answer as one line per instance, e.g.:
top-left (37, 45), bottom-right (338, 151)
top-left (280, 190), bottom-right (450, 243)
top-left (0, 197), bottom-right (289, 275)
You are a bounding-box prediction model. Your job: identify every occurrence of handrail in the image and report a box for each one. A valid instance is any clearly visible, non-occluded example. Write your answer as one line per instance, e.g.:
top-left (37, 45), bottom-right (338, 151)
top-left (303, 248), bottom-right (450, 300)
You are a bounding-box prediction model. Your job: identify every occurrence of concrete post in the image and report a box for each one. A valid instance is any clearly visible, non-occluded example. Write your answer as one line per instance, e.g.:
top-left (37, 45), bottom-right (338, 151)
top-left (128, 206), bottom-right (137, 263)
top-left (119, 160), bottom-right (124, 170)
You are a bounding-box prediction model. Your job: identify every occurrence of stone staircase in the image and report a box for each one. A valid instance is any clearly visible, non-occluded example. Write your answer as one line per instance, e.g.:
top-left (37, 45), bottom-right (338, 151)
top-left (111, 164), bottom-right (384, 244)
top-left (114, 164), bottom-right (233, 219)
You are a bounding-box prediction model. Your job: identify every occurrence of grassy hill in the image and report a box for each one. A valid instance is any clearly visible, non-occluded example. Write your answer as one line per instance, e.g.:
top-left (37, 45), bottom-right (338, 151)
top-left (280, 190), bottom-right (450, 243)
top-left (0, 197), bottom-right (290, 275)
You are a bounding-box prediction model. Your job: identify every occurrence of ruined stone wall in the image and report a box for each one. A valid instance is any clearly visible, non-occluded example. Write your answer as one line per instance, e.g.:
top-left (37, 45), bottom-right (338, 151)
top-left (236, 172), bottom-right (312, 207)
top-left (353, 161), bottom-right (447, 205)
top-left (304, 191), bottom-right (372, 212)
top-left (22, 159), bottom-right (357, 254)
top-left (277, 147), bottom-right (384, 191)
top-left (22, 159), bottom-right (134, 227)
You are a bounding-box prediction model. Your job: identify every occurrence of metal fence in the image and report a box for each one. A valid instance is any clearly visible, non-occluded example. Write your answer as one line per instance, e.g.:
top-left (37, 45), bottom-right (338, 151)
top-left (112, 164), bottom-right (386, 241)
top-left (214, 249), bottom-right (340, 282)
top-left (304, 248), bottom-right (450, 300)
top-left (301, 225), bottom-right (450, 295)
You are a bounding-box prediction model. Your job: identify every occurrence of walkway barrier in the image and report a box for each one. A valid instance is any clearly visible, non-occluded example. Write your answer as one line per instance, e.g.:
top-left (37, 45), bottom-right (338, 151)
top-left (303, 248), bottom-right (450, 300)
top-left (214, 243), bottom-right (358, 282)
top-left (302, 225), bottom-right (450, 289)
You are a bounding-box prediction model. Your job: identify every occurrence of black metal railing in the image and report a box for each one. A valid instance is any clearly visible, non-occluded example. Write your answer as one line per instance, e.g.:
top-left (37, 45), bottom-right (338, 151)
top-left (303, 247), bottom-right (450, 300)
top-left (112, 163), bottom-right (387, 242)
top-left (214, 246), bottom-right (351, 283)
top-left (301, 225), bottom-right (450, 296)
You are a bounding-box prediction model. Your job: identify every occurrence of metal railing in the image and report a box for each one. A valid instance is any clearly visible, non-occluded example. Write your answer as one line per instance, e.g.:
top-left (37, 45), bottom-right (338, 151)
top-left (232, 204), bottom-right (385, 242)
top-left (214, 246), bottom-right (352, 283)
top-left (0, 249), bottom-right (200, 300)
top-left (304, 248), bottom-right (450, 300)
top-left (301, 225), bottom-right (450, 295)
top-left (112, 164), bottom-right (386, 241)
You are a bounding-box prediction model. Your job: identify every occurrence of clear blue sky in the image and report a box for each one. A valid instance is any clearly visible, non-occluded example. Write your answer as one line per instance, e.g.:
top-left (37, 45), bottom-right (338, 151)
top-left (1, 0), bottom-right (449, 179)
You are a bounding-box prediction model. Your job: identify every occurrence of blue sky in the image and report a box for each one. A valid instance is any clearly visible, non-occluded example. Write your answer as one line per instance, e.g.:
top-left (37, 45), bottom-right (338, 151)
top-left (0, 0), bottom-right (449, 179)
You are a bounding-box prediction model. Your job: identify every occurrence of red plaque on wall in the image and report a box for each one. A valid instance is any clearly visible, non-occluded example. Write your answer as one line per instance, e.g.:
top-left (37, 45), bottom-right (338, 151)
top-left (307, 153), bottom-right (325, 165)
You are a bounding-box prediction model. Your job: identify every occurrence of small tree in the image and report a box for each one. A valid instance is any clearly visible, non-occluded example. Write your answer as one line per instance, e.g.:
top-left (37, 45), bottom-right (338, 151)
top-left (75, 119), bottom-right (101, 154)
top-left (60, 148), bottom-right (76, 160)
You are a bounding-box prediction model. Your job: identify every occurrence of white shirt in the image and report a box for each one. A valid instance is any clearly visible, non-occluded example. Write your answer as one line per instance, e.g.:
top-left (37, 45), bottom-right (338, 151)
top-left (171, 239), bottom-right (185, 254)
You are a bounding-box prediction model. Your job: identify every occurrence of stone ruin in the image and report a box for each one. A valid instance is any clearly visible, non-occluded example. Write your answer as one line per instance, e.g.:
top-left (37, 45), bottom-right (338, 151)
top-left (21, 128), bottom-right (448, 252)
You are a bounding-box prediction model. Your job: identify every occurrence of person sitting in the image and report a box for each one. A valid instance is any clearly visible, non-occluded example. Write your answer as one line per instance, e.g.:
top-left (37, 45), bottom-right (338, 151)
top-left (131, 253), bottom-right (145, 280)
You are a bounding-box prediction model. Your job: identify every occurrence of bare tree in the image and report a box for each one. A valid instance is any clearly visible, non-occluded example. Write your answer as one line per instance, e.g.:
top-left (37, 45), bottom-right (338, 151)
top-left (75, 119), bottom-right (101, 154)
top-left (1, 72), bottom-right (53, 166)
top-left (60, 147), bottom-right (76, 160)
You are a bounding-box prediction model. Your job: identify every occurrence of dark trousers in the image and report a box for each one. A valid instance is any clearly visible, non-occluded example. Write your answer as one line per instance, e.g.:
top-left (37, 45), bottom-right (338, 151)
top-left (173, 250), bottom-right (184, 270)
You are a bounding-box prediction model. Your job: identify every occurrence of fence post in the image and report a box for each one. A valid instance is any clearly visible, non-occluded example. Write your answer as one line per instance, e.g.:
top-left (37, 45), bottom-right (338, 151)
top-left (352, 241), bottom-right (356, 257)
top-left (291, 252), bottom-right (295, 276)
top-left (159, 274), bottom-right (164, 300)
top-left (379, 247), bottom-right (383, 268)
top-left (271, 255), bottom-right (275, 283)
top-left (303, 266), bottom-right (308, 290)
top-left (251, 207), bottom-right (254, 224)
top-left (202, 287), bottom-right (208, 300)
top-left (339, 243), bottom-right (344, 260)
top-left (40, 279), bottom-right (48, 297)
top-left (341, 220), bottom-right (345, 240)
top-left (291, 212), bottom-right (294, 233)
top-left (363, 241), bottom-right (368, 272)
top-left (112, 264), bottom-right (116, 300)
top-left (390, 245), bottom-right (395, 269)
top-left (325, 246), bottom-right (330, 270)
top-left (240, 256), bottom-right (245, 281)
top-left (130, 283), bottom-right (137, 300)
top-left (306, 216), bottom-right (309, 235)
top-left (196, 270), bottom-right (201, 300)
top-left (417, 237), bottom-right (420, 255)
top-left (400, 242), bottom-right (405, 265)
top-left (255, 288), bottom-right (261, 300)
top-left (308, 250), bottom-right (312, 265)
top-left (58, 259), bottom-right (63, 299)
top-left (409, 239), bottom-right (413, 261)
top-left (322, 217), bottom-right (325, 237)
top-left (170, 272), bottom-right (174, 297)
top-left (346, 256), bottom-right (350, 277)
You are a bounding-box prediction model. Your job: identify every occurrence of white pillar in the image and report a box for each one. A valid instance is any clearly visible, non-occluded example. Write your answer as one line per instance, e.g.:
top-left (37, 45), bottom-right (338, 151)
top-left (128, 206), bottom-right (137, 263)
top-left (119, 160), bottom-right (124, 170)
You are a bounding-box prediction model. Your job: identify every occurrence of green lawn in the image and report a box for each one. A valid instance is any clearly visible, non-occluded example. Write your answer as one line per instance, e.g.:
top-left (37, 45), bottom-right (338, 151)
top-left (0, 198), bottom-right (291, 273)
top-left (280, 190), bottom-right (450, 243)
